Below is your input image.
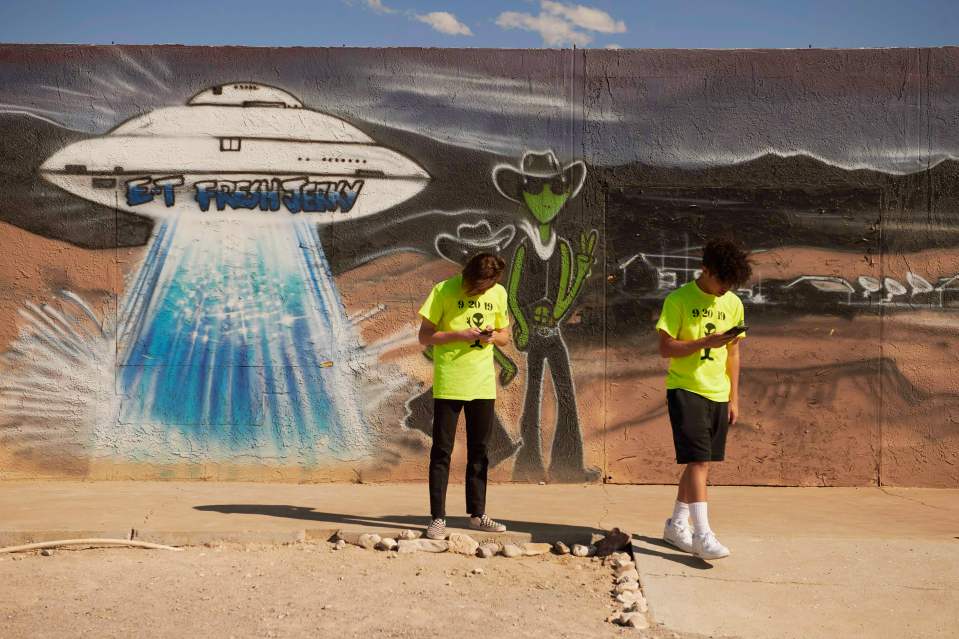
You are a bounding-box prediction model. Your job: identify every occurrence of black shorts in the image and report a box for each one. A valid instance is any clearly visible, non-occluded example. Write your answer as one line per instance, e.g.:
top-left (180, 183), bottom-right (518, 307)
top-left (666, 388), bottom-right (729, 464)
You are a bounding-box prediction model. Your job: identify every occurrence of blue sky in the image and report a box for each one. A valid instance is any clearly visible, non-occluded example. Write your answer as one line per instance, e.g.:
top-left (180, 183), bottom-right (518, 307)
top-left (0, 0), bottom-right (957, 48)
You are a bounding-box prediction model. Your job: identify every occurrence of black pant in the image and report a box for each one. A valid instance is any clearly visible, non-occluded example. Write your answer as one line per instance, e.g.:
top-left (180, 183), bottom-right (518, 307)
top-left (429, 398), bottom-right (494, 519)
top-left (513, 332), bottom-right (585, 480)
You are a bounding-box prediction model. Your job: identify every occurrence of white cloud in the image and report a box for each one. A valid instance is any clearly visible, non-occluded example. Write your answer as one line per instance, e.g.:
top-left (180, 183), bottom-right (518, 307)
top-left (541, 0), bottom-right (626, 34)
top-left (496, 1), bottom-right (626, 47)
top-left (364, 0), bottom-right (397, 14)
top-left (496, 11), bottom-right (593, 46)
top-left (415, 11), bottom-right (474, 36)
top-left (605, 43), bottom-right (623, 49)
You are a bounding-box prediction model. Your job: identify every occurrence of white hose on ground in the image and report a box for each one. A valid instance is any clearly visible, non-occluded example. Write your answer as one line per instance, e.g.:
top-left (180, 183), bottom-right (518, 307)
top-left (0, 538), bottom-right (183, 554)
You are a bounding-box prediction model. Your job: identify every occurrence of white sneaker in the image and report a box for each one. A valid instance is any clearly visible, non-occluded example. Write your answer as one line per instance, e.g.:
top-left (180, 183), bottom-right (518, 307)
top-left (692, 531), bottom-right (730, 560)
top-left (662, 518), bottom-right (693, 553)
top-left (468, 514), bottom-right (507, 533)
top-left (426, 518), bottom-right (447, 540)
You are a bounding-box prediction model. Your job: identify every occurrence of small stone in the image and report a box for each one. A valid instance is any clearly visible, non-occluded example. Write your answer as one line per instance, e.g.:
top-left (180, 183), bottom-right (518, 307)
top-left (523, 543), bottom-right (552, 556)
top-left (615, 569), bottom-right (640, 584)
top-left (471, 568), bottom-right (484, 575)
top-left (571, 544), bottom-right (590, 557)
top-left (613, 561), bottom-right (637, 575)
top-left (553, 541), bottom-right (570, 555)
top-left (476, 544), bottom-right (496, 559)
top-left (615, 581), bottom-right (640, 594)
top-left (398, 529), bottom-right (419, 541)
top-left (397, 539), bottom-right (420, 554)
top-left (333, 539), bottom-right (347, 551)
top-left (616, 591), bottom-right (640, 605)
top-left (607, 551), bottom-right (631, 565)
top-left (595, 529), bottom-right (632, 558)
top-left (447, 533), bottom-right (480, 556)
top-left (375, 538), bottom-right (398, 551)
top-left (357, 533), bottom-right (381, 550)
top-left (614, 612), bottom-right (649, 629)
top-left (416, 539), bottom-right (449, 553)
top-left (623, 593), bottom-right (648, 614)
top-left (501, 544), bottom-right (523, 558)
top-left (40, 549), bottom-right (54, 557)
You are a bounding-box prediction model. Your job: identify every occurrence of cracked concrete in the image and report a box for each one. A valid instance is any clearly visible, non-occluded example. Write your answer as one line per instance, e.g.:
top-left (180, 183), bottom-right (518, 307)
top-left (630, 487), bottom-right (959, 639)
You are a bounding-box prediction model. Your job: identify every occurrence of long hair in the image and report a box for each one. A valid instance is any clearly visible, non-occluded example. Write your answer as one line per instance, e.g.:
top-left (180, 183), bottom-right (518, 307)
top-left (462, 252), bottom-right (506, 296)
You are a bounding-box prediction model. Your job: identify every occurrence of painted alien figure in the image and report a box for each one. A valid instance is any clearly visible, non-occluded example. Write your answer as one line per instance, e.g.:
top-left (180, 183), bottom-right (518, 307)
top-left (493, 150), bottom-right (599, 483)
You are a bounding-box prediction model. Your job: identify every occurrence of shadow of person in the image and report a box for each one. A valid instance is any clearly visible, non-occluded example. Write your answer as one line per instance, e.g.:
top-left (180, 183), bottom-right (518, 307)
top-left (630, 534), bottom-right (714, 570)
top-left (193, 504), bottom-right (599, 545)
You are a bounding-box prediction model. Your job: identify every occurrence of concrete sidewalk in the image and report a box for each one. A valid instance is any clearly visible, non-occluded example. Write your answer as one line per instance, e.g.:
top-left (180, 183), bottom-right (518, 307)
top-left (1, 482), bottom-right (957, 638)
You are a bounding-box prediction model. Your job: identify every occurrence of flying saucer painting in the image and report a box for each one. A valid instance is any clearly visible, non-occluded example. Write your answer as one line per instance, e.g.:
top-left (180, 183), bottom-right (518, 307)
top-left (40, 83), bottom-right (431, 221)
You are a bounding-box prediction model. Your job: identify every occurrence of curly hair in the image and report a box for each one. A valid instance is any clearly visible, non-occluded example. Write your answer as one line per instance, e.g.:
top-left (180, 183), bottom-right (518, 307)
top-left (462, 252), bottom-right (506, 295)
top-left (701, 239), bottom-right (752, 288)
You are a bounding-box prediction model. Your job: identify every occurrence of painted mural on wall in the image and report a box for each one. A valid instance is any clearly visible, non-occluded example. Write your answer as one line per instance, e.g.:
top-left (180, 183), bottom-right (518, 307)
top-left (1, 46), bottom-right (958, 486)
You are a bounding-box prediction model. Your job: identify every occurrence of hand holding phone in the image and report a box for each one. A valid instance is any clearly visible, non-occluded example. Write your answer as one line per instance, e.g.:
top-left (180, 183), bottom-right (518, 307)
top-left (723, 325), bottom-right (748, 337)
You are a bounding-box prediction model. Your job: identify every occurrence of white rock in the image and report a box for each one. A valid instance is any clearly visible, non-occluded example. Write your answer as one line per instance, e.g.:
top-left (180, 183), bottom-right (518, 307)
top-left (375, 538), bottom-right (398, 551)
top-left (398, 529), bottom-right (419, 541)
top-left (416, 539), bottom-right (449, 553)
top-left (553, 541), bottom-right (570, 555)
top-left (357, 533), bottom-right (381, 550)
top-left (623, 593), bottom-right (648, 614)
top-left (615, 581), bottom-right (640, 594)
top-left (333, 539), bottom-right (347, 550)
top-left (476, 544), bottom-right (496, 559)
top-left (571, 544), bottom-right (590, 557)
top-left (609, 551), bottom-right (631, 564)
top-left (501, 544), bottom-right (523, 558)
top-left (40, 549), bottom-right (54, 557)
top-left (615, 569), bottom-right (640, 584)
top-left (616, 591), bottom-right (640, 605)
top-left (447, 533), bottom-right (480, 556)
top-left (523, 543), bottom-right (552, 556)
top-left (613, 561), bottom-right (637, 576)
top-left (397, 540), bottom-right (420, 554)
top-left (614, 612), bottom-right (648, 629)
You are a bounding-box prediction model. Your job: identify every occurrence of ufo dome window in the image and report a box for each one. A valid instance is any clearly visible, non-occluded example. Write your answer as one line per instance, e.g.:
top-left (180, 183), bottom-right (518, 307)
top-left (188, 83), bottom-right (304, 108)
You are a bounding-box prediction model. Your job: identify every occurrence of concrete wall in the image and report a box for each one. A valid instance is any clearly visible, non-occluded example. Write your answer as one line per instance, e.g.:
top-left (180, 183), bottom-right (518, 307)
top-left (1, 45), bottom-right (957, 487)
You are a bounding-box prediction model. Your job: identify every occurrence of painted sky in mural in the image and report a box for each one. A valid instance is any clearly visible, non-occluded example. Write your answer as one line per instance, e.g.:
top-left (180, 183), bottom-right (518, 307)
top-left (2, 46), bottom-right (959, 173)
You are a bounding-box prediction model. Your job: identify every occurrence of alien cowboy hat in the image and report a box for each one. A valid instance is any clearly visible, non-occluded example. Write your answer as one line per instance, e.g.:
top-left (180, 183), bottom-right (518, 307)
top-left (492, 150), bottom-right (587, 204)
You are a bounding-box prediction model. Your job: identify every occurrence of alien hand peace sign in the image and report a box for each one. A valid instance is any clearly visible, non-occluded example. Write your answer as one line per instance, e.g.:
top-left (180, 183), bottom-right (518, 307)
top-left (578, 229), bottom-right (598, 261)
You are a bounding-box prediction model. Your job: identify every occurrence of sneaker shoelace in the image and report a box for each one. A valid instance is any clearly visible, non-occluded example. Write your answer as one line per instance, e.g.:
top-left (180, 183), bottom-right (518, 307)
top-left (478, 514), bottom-right (501, 529)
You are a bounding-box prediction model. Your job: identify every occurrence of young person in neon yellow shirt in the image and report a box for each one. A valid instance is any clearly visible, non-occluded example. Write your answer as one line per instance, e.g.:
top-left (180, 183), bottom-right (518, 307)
top-left (655, 239), bottom-right (752, 560)
top-left (418, 253), bottom-right (511, 540)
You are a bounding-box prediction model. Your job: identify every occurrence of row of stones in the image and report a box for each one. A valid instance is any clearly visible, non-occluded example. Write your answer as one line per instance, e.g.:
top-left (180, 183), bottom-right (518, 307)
top-left (604, 551), bottom-right (649, 630)
top-left (334, 530), bottom-right (597, 558)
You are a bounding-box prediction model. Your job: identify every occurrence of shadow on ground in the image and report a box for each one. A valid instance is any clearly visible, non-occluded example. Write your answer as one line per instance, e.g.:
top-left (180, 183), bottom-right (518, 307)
top-left (194, 504), bottom-right (601, 544)
top-left (631, 534), bottom-right (714, 570)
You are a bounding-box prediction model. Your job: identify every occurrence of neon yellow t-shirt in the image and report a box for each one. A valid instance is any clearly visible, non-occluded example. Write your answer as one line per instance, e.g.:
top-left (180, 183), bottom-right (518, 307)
top-left (418, 275), bottom-right (510, 401)
top-left (654, 281), bottom-right (745, 402)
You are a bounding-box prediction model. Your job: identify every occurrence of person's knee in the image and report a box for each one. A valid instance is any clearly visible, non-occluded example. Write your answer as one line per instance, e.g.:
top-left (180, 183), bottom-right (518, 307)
top-left (430, 441), bottom-right (454, 462)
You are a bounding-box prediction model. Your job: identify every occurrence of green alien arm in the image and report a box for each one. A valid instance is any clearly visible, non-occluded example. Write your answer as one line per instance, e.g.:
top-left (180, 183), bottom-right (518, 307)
top-left (553, 230), bottom-right (596, 321)
top-left (492, 346), bottom-right (518, 386)
top-left (507, 243), bottom-right (530, 351)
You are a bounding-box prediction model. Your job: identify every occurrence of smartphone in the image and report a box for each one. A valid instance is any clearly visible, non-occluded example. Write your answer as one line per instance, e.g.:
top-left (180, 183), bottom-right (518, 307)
top-left (480, 329), bottom-right (494, 336)
top-left (723, 325), bottom-right (748, 337)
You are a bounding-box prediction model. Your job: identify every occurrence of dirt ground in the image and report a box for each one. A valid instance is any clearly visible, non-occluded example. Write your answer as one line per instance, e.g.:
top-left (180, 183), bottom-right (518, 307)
top-left (0, 542), bottom-right (701, 639)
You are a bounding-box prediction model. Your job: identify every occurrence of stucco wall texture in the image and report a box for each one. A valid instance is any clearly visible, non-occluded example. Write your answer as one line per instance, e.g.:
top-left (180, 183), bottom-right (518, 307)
top-left (0, 45), bottom-right (957, 487)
